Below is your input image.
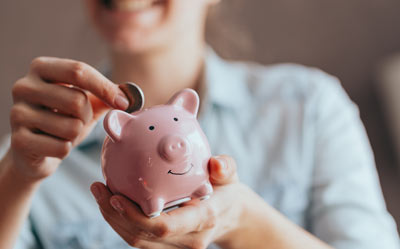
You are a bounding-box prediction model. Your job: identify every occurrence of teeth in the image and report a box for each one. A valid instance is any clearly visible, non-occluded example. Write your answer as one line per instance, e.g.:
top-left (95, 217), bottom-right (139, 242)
top-left (114, 0), bottom-right (154, 11)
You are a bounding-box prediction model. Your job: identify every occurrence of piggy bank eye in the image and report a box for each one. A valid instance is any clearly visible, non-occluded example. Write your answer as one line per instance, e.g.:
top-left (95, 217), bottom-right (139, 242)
top-left (149, 126), bottom-right (155, 131)
top-left (173, 117), bottom-right (178, 122)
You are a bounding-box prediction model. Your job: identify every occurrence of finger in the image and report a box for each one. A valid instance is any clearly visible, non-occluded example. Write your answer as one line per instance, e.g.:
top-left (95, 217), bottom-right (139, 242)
top-left (12, 78), bottom-right (93, 124)
top-left (209, 155), bottom-right (239, 185)
top-left (119, 231), bottom-right (163, 249)
top-left (106, 194), bottom-right (164, 237)
top-left (11, 127), bottom-right (72, 159)
top-left (90, 183), bottom-right (148, 233)
top-left (172, 231), bottom-right (213, 249)
top-left (10, 103), bottom-right (84, 142)
top-left (101, 216), bottom-right (161, 249)
top-left (90, 182), bottom-right (119, 215)
top-left (29, 57), bottom-right (129, 110)
top-left (100, 211), bottom-right (147, 248)
top-left (90, 183), bottom-right (137, 236)
top-left (90, 183), bottom-right (160, 241)
top-left (163, 200), bottom-right (218, 235)
top-left (110, 194), bottom-right (217, 239)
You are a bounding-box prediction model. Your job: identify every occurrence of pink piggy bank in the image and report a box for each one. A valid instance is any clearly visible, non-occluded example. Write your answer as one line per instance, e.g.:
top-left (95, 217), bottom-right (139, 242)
top-left (101, 89), bottom-right (213, 218)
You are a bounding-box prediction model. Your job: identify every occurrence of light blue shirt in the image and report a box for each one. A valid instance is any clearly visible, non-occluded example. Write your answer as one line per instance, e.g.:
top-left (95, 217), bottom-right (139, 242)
top-left (8, 50), bottom-right (399, 249)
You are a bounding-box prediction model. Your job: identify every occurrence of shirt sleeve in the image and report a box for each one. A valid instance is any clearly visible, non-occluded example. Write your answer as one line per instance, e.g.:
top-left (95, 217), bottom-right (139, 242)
top-left (308, 71), bottom-right (400, 249)
top-left (13, 217), bottom-right (39, 249)
top-left (0, 135), bottom-right (38, 249)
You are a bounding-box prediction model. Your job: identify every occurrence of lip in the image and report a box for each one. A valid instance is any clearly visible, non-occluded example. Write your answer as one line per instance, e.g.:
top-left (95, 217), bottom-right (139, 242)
top-left (98, 0), bottom-right (166, 25)
top-left (100, 0), bottom-right (113, 9)
top-left (168, 163), bottom-right (194, 176)
top-left (100, 0), bottom-right (165, 12)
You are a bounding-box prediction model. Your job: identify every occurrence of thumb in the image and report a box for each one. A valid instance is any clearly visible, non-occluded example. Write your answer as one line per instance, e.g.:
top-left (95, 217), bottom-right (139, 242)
top-left (209, 155), bottom-right (239, 186)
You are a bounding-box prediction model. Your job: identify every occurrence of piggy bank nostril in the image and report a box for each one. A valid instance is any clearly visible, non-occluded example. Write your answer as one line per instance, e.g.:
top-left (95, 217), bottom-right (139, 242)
top-left (159, 135), bottom-right (191, 162)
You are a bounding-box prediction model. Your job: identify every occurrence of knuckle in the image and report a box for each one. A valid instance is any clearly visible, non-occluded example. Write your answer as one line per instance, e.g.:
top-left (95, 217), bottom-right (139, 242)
top-left (57, 142), bottom-right (71, 159)
top-left (11, 129), bottom-right (29, 152)
top-left (100, 81), bottom-right (113, 101)
top-left (10, 104), bottom-right (27, 126)
top-left (154, 221), bottom-right (171, 238)
top-left (12, 78), bottom-right (31, 99)
top-left (30, 57), bottom-right (46, 72)
top-left (125, 235), bottom-right (141, 247)
top-left (66, 119), bottom-right (83, 140)
top-left (70, 91), bottom-right (88, 115)
top-left (69, 61), bottom-right (88, 83)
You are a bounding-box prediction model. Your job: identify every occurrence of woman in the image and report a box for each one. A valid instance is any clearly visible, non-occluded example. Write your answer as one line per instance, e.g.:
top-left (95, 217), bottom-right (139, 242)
top-left (0, 0), bottom-right (398, 248)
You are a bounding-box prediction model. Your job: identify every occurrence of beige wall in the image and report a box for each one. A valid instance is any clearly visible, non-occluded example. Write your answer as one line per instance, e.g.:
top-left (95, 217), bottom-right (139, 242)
top-left (209, 0), bottom-right (400, 96)
top-left (0, 1), bottom-right (106, 137)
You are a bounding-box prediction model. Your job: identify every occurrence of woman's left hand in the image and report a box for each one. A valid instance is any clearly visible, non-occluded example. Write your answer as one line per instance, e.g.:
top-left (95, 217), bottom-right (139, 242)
top-left (90, 155), bottom-right (246, 249)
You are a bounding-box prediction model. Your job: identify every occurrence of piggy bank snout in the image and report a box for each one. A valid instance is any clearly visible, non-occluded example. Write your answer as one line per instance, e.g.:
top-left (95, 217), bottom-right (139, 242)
top-left (158, 135), bottom-right (191, 162)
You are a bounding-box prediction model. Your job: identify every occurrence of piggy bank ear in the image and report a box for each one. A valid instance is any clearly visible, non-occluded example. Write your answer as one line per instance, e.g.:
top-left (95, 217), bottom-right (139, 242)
top-left (167, 89), bottom-right (199, 117)
top-left (103, 110), bottom-right (132, 142)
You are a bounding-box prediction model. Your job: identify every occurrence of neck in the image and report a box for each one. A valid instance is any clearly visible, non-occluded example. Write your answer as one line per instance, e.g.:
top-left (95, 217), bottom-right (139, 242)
top-left (110, 32), bottom-right (206, 108)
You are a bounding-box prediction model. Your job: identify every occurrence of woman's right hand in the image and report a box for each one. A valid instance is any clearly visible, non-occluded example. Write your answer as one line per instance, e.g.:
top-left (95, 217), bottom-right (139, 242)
top-left (8, 57), bottom-right (129, 181)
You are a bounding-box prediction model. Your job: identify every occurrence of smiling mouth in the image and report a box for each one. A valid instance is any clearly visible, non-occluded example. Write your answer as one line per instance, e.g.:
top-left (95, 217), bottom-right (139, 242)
top-left (168, 163), bottom-right (194, 176)
top-left (100, 0), bottom-right (164, 11)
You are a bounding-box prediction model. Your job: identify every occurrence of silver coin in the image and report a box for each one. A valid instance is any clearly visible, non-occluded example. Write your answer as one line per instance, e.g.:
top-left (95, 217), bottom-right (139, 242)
top-left (118, 82), bottom-right (145, 113)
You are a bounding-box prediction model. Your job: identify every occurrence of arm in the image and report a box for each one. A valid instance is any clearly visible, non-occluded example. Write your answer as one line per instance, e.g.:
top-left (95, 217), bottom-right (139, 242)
top-left (92, 155), bottom-right (333, 249)
top-left (0, 150), bottom-right (40, 249)
top-left (308, 72), bottom-right (399, 248)
top-left (0, 57), bottom-right (129, 249)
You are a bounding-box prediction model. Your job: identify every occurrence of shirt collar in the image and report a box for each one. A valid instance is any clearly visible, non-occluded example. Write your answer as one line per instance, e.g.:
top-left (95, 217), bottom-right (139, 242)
top-left (78, 49), bottom-right (249, 148)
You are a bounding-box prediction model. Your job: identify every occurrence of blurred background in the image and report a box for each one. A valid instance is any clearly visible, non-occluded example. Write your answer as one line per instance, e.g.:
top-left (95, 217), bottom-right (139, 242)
top-left (1, 0), bottom-right (400, 230)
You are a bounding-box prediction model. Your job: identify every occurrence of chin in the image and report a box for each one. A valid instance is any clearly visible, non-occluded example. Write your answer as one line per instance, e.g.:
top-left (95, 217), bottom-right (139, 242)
top-left (107, 31), bottom-right (161, 54)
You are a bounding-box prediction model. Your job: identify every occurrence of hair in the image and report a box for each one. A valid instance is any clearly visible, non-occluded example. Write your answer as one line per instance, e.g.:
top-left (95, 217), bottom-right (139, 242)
top-left (205, 0), bottom-right (254, 60)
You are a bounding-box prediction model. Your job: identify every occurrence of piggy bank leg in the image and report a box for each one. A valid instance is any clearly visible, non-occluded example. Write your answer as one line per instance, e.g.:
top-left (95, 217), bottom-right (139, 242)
top-left (141, 198), bottom-right (164, 218)
top-left (192, 181), bottom-right (213, 200)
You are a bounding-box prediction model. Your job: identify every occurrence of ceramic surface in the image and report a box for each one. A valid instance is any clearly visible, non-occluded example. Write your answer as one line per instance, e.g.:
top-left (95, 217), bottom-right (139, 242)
top-left (101, 89), bottom-right (213, 217)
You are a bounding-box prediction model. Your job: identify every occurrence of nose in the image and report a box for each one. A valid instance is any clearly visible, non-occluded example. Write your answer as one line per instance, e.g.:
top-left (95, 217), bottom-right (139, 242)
top-left (158, 135), bottom-right (191, 163)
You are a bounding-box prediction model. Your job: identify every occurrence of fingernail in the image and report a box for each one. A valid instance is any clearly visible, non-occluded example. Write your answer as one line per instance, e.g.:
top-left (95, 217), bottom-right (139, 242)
top-left (215, 156), bottom-right (227, 172)
top-left (91, 185), bottom-right (101, 201)
top-left (213, 157), bottom-right (229, 179)
top-left (110, 198), bottom-right (124, 213)
top-left (114, 92), bottom-right (129, 110)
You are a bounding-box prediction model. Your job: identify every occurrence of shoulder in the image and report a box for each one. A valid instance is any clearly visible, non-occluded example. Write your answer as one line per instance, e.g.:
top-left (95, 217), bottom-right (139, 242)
top-left (227, 59), bottom-right (347, 104)
top-left (206, 50), bottom-right (352, 112)
top-left (213, 58), bottom-right (357, 125)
